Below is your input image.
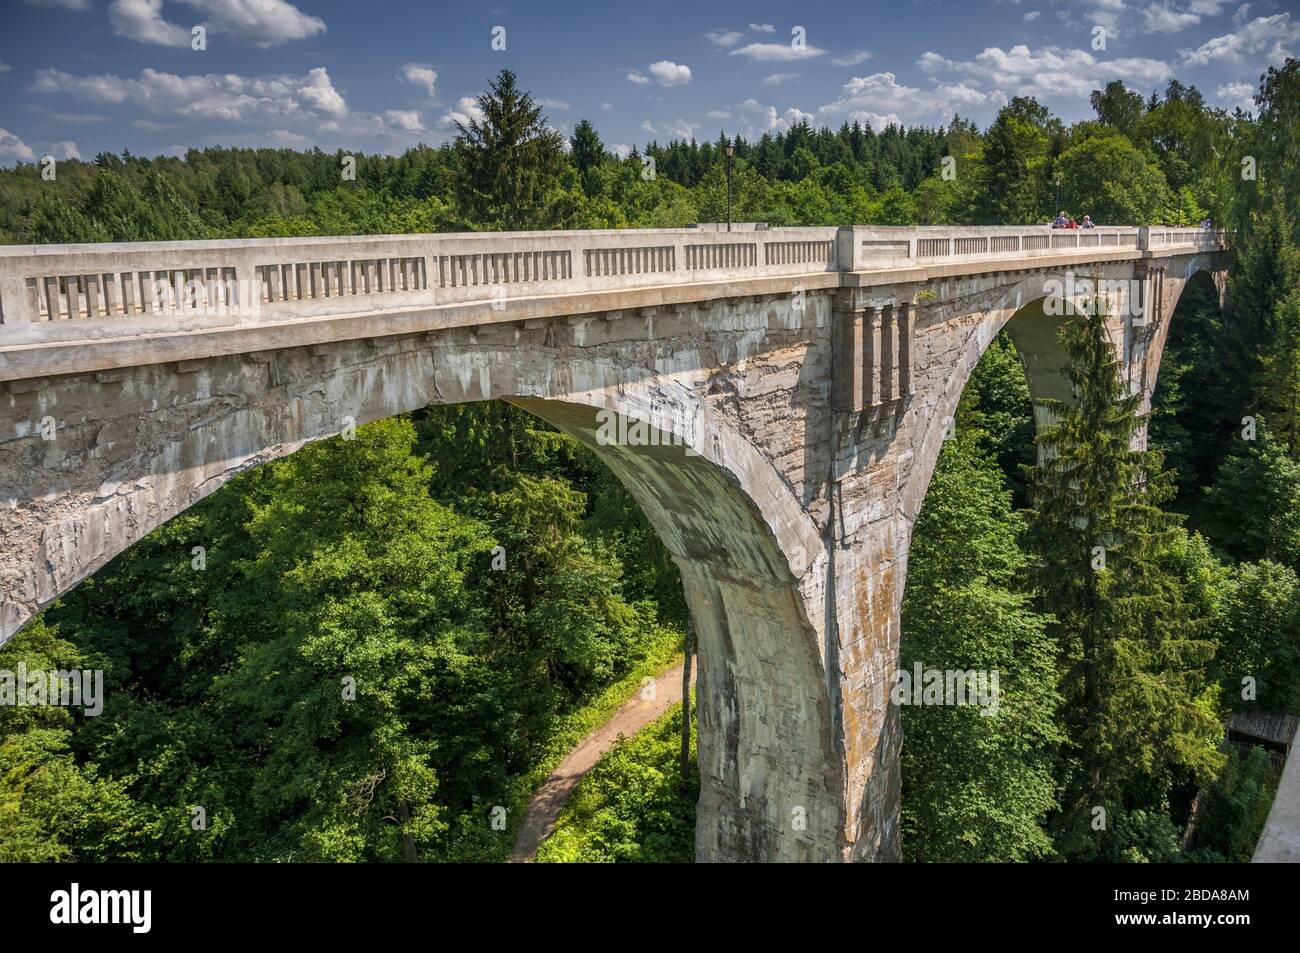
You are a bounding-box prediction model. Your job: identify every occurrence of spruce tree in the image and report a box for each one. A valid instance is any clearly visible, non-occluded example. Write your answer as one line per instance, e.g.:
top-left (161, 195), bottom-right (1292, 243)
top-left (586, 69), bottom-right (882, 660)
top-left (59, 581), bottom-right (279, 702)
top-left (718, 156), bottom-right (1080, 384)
top-left (454, 69), bottom-right (566, 230)
top-left (1025, 299), bottom-right (1223, 859)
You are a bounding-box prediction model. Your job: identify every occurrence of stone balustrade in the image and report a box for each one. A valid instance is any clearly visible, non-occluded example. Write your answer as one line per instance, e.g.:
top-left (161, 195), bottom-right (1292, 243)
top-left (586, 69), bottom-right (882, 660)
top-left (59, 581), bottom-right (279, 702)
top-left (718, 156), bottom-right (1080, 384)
top-left (0, 225), bottom-right (1228, 341)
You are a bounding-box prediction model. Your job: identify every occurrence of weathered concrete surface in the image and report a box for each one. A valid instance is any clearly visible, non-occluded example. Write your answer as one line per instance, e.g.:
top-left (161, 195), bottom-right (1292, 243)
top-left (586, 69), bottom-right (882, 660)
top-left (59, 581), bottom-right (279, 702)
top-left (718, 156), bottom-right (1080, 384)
top-left (0, 233), bottom-right (1227, 862)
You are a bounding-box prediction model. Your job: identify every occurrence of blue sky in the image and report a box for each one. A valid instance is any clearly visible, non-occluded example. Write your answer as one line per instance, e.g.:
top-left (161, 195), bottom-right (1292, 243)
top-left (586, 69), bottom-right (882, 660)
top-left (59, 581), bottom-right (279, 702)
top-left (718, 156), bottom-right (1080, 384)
top-left (0, 0), bottom-right (1297, 165)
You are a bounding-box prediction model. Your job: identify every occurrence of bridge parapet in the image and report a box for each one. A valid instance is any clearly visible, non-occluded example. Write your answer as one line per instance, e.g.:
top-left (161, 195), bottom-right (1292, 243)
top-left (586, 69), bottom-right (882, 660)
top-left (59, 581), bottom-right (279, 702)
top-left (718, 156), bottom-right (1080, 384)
top-left (0, 225), bottom-right (1227, 344)
top-left (0, 226), bottom-right (841, 331)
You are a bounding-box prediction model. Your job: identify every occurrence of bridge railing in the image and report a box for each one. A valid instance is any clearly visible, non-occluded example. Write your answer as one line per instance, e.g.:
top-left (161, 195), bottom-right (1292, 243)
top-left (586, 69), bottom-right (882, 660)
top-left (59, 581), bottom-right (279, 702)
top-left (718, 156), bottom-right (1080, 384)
top-left (0, 227), bottom-right (843, 340)
top-left (0, 225), bottom-right (1227, 341)
top-left (840, 225), bottom-right (1226, 271)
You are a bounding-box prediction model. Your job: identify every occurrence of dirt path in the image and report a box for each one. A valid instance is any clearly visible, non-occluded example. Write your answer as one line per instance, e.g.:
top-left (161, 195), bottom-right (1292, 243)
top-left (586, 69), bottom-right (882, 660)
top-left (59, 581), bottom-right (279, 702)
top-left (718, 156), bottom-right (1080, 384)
top-left (510, 659), bottom-right (695, 862)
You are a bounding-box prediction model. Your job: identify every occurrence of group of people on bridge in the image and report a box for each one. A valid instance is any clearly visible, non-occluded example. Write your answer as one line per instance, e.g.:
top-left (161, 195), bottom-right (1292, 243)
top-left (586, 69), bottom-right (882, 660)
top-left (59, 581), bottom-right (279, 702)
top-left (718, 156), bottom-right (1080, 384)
top-left (1051, 212), bottom-right (1216, 230)
top-left (1051, 211), bottom-right (1095, 229)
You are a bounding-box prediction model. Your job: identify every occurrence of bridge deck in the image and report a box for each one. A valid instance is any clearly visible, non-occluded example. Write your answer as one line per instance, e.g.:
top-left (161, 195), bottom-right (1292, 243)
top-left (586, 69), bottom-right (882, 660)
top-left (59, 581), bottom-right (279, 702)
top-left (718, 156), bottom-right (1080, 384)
top-left (0, 225), bottom-right (1226, 382)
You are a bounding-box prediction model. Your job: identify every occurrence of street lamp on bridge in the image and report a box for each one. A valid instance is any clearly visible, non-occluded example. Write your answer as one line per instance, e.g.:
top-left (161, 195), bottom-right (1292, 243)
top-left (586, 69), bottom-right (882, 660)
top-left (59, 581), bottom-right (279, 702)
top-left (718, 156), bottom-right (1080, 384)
top-left (726, 141), bottom-right (734, 232)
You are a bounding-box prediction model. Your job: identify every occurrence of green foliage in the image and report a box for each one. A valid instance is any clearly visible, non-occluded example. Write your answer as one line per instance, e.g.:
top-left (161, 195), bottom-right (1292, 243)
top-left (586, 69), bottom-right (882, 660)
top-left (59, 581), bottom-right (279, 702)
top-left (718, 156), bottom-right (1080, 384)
top-left (0, 618), bottom-right (155, 862)
top-left (1149, 275), bottom-right (1238, 515)
top-left (1185, 746), bottom-right (1280, 862)
top-left (1055, 133), bottom-right (1175, 225)
top-left (1227, 201), bottom-right (1300, 406)
top-left (1090, 82), bottom-right (1146, 137)
top-left (900, 430), bottom-right (1061, 861)
top-left (957, 331), bottom-right (1036, 505)
top-left (1209, 560), bottom-right (1300, 713)
top-left (1203, 421), bottom-right (1300, 568)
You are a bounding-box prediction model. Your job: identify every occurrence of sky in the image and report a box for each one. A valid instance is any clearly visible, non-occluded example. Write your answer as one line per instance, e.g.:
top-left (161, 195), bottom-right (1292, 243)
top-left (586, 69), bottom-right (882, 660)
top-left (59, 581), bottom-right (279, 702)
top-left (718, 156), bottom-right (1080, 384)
top-left (0, 0), bottom-right (1297, 166)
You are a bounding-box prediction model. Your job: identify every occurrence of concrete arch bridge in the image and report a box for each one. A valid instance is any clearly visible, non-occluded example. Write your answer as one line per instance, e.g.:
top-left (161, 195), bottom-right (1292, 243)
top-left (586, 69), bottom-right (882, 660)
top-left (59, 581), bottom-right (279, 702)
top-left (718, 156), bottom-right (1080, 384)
top-left (0, 223), bottom-right (1227, 862)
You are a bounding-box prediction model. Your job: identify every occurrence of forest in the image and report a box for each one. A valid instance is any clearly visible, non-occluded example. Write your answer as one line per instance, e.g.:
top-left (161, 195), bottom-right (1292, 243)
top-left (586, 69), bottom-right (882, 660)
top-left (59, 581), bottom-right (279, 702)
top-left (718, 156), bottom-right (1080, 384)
top-left (1, 62), bottom-right (1299, 863)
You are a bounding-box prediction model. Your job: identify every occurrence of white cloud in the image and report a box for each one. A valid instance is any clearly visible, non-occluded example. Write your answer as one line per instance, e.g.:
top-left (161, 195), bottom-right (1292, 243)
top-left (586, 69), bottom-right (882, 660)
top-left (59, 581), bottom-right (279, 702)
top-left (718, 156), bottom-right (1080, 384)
top-left (132, 118), bottom-right (176, 130)
top-left (31, 66), bottom-right (349, 120)
top-left (108, 0), bottom-right (325, 48)
top-left (180, 0), bottom-right (325, 45)
top-left (831, 50), bottom-right (872, 66)
top-left (21, 0), bottom-right (91, 9)
top-left (612, 143), bottom-right (631, 159)
top-left (1190, 0), bottom-right (1231, 14)
top-left (1233, 4), bottom-right (1251, 26)
top-left (662, 118), bottom-right (699, 140)
top-left (399, 63), bottom-right (437, 99)
top-left (1024, 10), bottom-right (1041, 21)
top-left (297, 66), bottom-right (346, 116)
top-left (817, 71), bottom-right (1008, 128)
top-left (763, 72), bottom-right (800, 86)
top-left (1180, 13), bottom-right (1300, 66)
top-left (0, 61), bottom-right (10, 73)
top-left (917, 51), bottom-right (955, 73)
top-left (630, 62), bottom-right (691, 86)
top-left (1215, 81), bottom-right (1255, 112)
top-left (641, 119), bottom-right (657, 135)
top-left (382, 109), bottom-right (423, 132)
top-left (704, 29), bottom-right (744, 48)
top-left (706, 109), bottom-right (733, 119)
top-left (0, 128), bottom-right (36, 162)
top-left (749, 23), bottom-right (775, 33)
top-left (108, 0), bottom-right (190, 46)
top-left (647, 60), bottom-right (692, 86)
top-left (918, 44), bottom-right (1171, 98)
top-left (729, 42), bottom-right (827, 62)
top-left (600, 101), bottom-right (613, 111)
top-left (439, 96), bottom-right (484, 129)
top-left (267, 128), bottom-right (309, 145)
top-left (538, 97), bottom-right (572, 110)
top-left (1143, 3), bottom-right (1201, 34)
top-left (735, 99), bottom-right (815, 137)
top-left (47, 140), bottom-right (80, 160)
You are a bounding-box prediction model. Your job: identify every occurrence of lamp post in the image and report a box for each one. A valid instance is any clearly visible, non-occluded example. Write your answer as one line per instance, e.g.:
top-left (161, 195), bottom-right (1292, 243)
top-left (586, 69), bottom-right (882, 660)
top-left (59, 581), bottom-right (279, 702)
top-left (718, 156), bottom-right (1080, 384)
top-left (726, 142), bottom-right (734, 232)
top-left (1054, 175), bottom-right (1062, 217)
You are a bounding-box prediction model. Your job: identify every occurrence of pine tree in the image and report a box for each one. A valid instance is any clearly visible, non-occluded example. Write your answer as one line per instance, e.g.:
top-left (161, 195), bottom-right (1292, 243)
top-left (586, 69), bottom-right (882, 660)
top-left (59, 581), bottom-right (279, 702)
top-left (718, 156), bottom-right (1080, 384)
top-left (570, 119), bottom-right (605, 184)
top-left (1025, 299), bottom-right (1223, 859)
top-left (454, 69), bottom-right (566, 229)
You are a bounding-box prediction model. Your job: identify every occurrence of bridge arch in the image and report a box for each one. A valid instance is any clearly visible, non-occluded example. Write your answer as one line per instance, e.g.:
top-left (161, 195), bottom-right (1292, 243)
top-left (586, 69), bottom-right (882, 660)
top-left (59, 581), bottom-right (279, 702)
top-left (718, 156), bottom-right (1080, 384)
top-left (0, 312), bottom-right (848, 863)
top-left (899, 251), bottom-right (1226, 521)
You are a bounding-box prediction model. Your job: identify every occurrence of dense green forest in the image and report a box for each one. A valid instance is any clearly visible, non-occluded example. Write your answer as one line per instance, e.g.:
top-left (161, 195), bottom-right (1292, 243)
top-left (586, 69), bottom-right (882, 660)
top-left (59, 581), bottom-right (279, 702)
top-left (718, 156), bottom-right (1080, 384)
top-left (2, 63), bottom-right (1300, 862)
